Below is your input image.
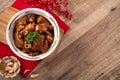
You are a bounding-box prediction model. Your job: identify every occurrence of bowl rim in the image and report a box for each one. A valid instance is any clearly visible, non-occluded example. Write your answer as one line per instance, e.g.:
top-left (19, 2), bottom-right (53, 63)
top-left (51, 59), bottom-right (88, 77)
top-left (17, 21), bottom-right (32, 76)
top-left (6, 8), bottom-right (60, 60)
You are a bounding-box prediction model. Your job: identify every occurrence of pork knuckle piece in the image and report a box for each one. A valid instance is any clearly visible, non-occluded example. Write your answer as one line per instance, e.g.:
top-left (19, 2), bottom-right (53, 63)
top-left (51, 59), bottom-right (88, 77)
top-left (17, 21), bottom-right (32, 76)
top-left (35, 24), bottom-right (47, 33)
top-left (40, 40), bottom-right (49, 52)
top-left (19, 23), bottom-right (35, 36)
top-left (15, 17), bottom-right (27, 25)
top-left (14, 32), bottom-right (24, 48)
top-left (32, 35), bottom-right (45, 51)
top-left (46, 35), bottom-right (54, 44)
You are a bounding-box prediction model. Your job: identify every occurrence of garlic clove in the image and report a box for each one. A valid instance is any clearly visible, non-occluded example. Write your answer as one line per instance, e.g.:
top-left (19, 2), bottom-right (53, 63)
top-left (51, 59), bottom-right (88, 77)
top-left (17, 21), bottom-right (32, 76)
top-left (12, 57), bottom-right (18, 62)
top-left (5, 66), bottom-right (13, 72)
top-left (9, 69), bottom-right (14, 73)
top-left (30, 73), bottom-right (39, 78)
top-left (13, 62), bottom-right (19, 72)
top-left (4, 58), bottom-right (11, 63)
top-left (24, 69), bottom-right (31, 74)
top-left (7, 62), bottom-right (14, 67)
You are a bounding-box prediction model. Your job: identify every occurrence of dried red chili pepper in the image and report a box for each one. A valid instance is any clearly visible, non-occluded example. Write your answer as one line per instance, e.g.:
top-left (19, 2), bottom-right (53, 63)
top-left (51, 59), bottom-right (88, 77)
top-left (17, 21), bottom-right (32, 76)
top-left (24, 0), bottom-right (72, 20)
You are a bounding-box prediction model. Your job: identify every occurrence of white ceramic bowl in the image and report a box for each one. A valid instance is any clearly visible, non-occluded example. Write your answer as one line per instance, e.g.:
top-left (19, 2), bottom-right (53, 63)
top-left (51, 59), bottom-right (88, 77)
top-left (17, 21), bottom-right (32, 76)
top-left (6, 8), bottom-right (60, 60)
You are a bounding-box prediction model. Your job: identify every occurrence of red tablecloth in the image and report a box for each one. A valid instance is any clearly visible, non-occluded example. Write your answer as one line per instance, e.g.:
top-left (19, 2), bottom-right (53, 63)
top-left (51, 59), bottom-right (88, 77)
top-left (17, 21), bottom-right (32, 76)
top-left (0, 0), bottom-right (69, 78)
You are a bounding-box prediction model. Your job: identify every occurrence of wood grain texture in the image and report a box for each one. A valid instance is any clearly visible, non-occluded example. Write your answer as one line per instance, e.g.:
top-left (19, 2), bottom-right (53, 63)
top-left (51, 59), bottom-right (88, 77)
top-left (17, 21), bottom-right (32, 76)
top-left (58, 0), bottom-right (120, 53)
top-left (1, 0), bottom-right (120, 80)
top-left (0, 7), bottom-right (18, 44)
top-left (0, 0), bottom-right (15, 13)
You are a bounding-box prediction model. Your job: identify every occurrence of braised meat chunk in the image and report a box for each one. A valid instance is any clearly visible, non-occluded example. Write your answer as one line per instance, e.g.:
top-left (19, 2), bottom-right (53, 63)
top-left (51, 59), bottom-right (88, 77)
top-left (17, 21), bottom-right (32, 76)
top-left (15, 16), bottom-right (27, 26)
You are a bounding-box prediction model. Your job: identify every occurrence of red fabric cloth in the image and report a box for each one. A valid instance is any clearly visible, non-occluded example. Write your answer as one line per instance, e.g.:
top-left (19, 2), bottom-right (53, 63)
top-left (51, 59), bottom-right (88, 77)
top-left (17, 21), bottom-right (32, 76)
top-left (0, 0), bottom-right (69, 78)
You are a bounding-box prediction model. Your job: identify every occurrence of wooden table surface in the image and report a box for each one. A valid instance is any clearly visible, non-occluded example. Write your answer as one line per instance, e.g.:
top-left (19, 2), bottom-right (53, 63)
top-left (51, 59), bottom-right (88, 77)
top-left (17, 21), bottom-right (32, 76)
top-left (1, 0), bottom-right (120, 80)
